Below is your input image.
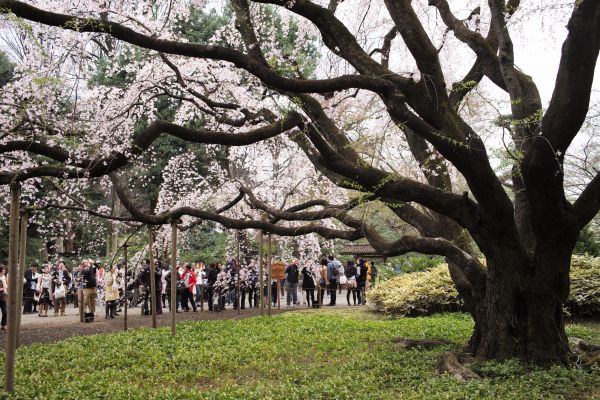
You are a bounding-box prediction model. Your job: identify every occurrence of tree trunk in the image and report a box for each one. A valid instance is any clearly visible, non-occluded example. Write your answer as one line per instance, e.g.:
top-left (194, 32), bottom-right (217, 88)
top-left (473, 250), bottom-right (571, 364)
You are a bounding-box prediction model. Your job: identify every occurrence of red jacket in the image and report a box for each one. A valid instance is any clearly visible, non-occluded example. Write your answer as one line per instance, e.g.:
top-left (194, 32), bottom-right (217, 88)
top-left (182, 270), bottom-right (196, 292)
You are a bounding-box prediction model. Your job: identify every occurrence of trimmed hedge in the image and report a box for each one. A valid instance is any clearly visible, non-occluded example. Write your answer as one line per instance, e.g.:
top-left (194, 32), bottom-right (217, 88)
top-left (369, 255), bottom-right (600, 318)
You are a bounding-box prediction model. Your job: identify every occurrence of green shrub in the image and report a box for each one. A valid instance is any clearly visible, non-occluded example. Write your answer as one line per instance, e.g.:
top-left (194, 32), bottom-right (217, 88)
top-left (370, 256), bottom-right (600, 318)
top-left (567, 255), bottom-right (600, 318)
top-left (368, 264), bottom-right (463, 316)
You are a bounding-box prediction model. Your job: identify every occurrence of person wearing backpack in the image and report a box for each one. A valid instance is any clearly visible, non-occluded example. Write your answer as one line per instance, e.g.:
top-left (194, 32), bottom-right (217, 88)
top-left (326, 255), bottom-right (340, 306)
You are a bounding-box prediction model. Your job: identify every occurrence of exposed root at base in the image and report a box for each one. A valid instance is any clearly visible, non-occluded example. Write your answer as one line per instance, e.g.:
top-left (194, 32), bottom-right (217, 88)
top-left (569, 337), bottom-right (600, 368)
top-left (437, 351), bottom-right (481, 380)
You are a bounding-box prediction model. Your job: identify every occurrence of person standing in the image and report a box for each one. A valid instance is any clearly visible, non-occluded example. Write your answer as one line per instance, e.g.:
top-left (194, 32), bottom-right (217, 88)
top-left (370, 261), bottom-right (378, 288)
top-left (319, 258), bottom-right (328, 306)
top-left (356, 258), bottom-right (369, 305)
top-left (81, 261), bottom-right (98, 321)
top-left (247, 264), bottom-right (259, 308)
top-left (36, 265), bottom-right (53, 317)
top-left (161, 263), bottom-right (169, 308)
top-left (51, 261), bottom-right (71, 316)
top-left (23, 263), bottom-right (38, 314)
top-left (301, 264), bottom-right (315, 307)
top-left (345, 260), bottom-right (358, 306)
top-left (326, 255), bottom-right (341, 306)
top-left (206, 263), bottom-right (218, 311)
top-left (0, 266), bottom-right (8, 330)
top-left (104, 265), bottom-right (119, 319)
top-left (180, 264), bottom-right (197, 312)
top-left (195, 262), bottom-right (205, 307)
top-left (284, 261), bottom-right (299, 306)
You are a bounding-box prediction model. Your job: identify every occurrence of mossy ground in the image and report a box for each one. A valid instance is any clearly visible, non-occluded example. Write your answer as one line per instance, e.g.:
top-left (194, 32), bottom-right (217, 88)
top-left (1, 309), bottom-right (599, 399)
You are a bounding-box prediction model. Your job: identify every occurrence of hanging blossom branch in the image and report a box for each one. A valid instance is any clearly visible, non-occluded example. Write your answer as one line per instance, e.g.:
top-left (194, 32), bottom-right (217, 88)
top-left (0, 111), bottom-right (304, 184)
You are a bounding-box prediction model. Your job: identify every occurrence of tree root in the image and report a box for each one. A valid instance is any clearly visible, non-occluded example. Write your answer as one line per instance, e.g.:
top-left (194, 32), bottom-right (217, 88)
top-left (391, 337), bottom-right (452, 349)
top-left (437, 352), bottom-right (481, 380)
top-left (569, 337), bottom-right (600, 368)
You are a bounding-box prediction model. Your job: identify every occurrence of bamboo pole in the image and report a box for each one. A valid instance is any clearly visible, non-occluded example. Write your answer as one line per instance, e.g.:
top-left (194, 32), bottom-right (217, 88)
top-left (236, 231), bottom-right (241, 315)
top-left (267, 234), bottom-right (272, 317)
top-left (15, 211), bottom-right (27, 347)
top-left (147, 226), bottom-right (157, 329)
top-left (170, 222), bottom-right (177, 336)
top-left (123, 244), bottom-right (128, 331)
top-left (258, 227), bottom-right (264, 316)
top-left (4, 182), bottom-right (20, 393)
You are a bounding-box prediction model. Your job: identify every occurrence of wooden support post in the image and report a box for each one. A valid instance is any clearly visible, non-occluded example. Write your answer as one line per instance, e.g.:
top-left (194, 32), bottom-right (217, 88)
top-left (123, 244), bottom-right (128, 331)
top-left (15, 211), bottom-right (27, 348)
top-left (79, 285), bottom-right (84, 322)
top-left (236, 231), bottom-right (241, 315)
top-left (147, 226), bottom-right (157, 329)
top-left (170, 222), bottom-right (177, 336)
top-left (277, 280), bottom-right (281, 310)
top-left (200, 284), bottom-right (204, 312)
top-left (267, 234), bottom-right (272, 317)
top-left (258, 227), bottom-right (264, 316)
top-left (4, 182), bottom-right (20, 393)
top-left (317, 281), bottom-right (321, 308)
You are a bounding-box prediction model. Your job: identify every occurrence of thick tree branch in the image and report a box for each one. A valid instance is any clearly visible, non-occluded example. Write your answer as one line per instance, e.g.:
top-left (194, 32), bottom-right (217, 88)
top-left (573, 170), bottom-right (600, 229)
top-left (542, 1), bottom-right (600, 153)
top-left (108, 172), bottom-right (362, 239)
top-left (0, 0), bottom-right (393, 94)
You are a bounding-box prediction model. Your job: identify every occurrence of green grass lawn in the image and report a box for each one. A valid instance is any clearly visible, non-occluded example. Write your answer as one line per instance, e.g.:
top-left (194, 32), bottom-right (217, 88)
top-left (1, 309), bottom-right (600, 399)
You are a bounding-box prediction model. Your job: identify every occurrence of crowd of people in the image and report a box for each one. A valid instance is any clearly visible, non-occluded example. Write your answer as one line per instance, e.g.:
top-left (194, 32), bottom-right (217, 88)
top-left (0, 254), bottom-right (378, 328)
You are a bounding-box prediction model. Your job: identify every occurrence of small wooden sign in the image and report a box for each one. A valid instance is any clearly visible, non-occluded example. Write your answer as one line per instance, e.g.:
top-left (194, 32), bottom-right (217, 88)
top-left (271, 262), bottom-right (286, 280)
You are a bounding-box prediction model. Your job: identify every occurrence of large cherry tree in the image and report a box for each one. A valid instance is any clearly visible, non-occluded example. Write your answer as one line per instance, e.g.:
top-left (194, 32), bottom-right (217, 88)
top-left (1, 0), bottom-right (600, 364)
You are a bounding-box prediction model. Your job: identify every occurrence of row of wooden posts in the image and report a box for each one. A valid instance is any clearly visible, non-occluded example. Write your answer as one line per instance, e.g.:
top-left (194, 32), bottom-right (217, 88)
top-left (3, 182), bottom-right (282, 393)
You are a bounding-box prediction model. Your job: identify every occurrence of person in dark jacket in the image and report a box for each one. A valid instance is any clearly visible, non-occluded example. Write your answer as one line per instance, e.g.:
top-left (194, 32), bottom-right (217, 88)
top-left (301, 265), bottom-right (315, 307)
top-left (80, 261), bottom-right (98, 317)
top-left (23, 263), bottom-right (38, 314)
top-left (164, 267), bottom-right (182, 312)
top-left (345, 261), bottom-right (358, 306)
top-left (136, 260), bottom-right (163, 315)
top-left (206, 263), bottom-right (219, 311)
top-left (356, 259), bottom-right (369, 305)
top-left (284, 261), bottom-right (299, 306)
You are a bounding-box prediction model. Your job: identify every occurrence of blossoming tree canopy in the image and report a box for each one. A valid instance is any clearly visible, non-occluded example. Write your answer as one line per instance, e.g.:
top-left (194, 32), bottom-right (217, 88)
top-left (1, 0), bottom-right (600, 364)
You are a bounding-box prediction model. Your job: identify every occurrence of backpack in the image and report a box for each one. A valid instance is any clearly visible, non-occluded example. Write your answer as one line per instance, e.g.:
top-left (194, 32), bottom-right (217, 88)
top-left (331, 263), bottom-right (340, 277)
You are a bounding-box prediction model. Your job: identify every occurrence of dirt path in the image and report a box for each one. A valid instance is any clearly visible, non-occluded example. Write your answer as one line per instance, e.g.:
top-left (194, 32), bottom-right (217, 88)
top-left (0, 307), bottom-right (288, 348)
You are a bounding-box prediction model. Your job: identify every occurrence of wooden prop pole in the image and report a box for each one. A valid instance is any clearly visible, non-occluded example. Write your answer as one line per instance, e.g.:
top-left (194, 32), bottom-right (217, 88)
top-left (277, 280), bottom-right (281, 310)
top-left (123, 244), bottom-right (128, 331)
top-left (15, 211), bottom-right (27, 347)
top-left (258, 227), bottom-right (264, 316)
top-left (4, 182), bottom-right (20, 393)
top-left (170, 222), bottom-right (177, 336)
top-left (267, 234), bottom-right (272, 317)
top-left (236, 231), bottom-right (241, 315)
top-left (147, 226), bottom-right (157, 329)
